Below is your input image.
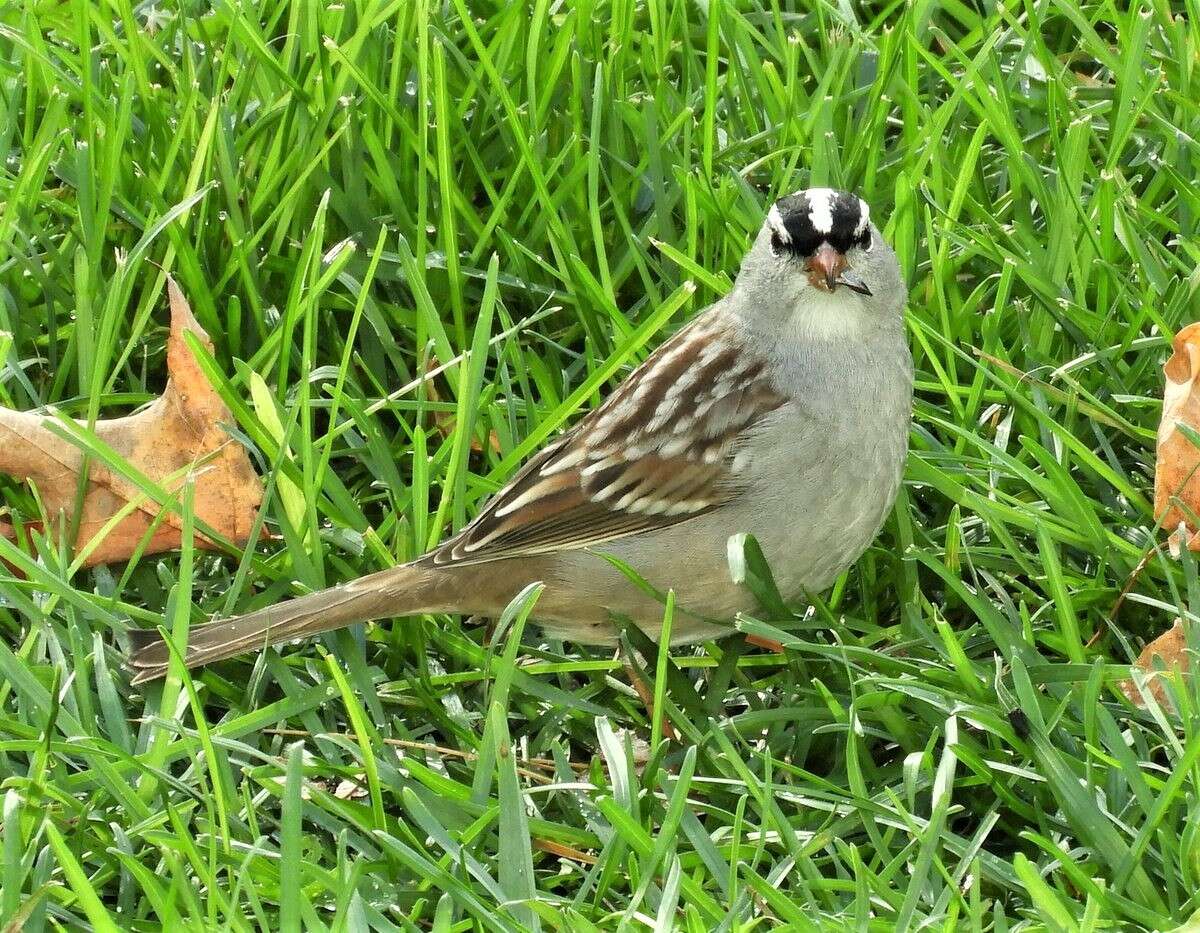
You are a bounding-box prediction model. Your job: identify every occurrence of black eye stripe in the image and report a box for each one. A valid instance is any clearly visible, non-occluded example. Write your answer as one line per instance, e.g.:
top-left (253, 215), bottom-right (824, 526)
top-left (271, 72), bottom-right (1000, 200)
top-left (772, 231), bottom-right (870, 257)
top-left (825, 229), bottom-right (869, 253)
top-left (773, 232), bottom-right (821, 257)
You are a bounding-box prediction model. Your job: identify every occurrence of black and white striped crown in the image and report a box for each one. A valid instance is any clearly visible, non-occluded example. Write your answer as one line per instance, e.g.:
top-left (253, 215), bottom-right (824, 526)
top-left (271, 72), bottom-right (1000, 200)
top-left (768, 188), bottom-right (871, 255)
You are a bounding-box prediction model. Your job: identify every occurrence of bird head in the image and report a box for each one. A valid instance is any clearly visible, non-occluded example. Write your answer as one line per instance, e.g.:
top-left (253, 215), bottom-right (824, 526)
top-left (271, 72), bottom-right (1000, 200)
top-left (766, 188), bottom-right (874, 294)
top-left (734, 187), bottom-right (905, 337)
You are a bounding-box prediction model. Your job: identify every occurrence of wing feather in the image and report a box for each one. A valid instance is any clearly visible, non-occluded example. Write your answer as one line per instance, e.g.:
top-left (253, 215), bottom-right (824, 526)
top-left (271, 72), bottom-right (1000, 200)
top-left (425, 308), bottom-right (786, 567)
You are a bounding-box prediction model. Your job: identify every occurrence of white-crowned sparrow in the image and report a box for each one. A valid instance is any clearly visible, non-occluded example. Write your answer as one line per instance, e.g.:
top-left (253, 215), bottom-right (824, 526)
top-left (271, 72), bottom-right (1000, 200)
top-left (128, 187), bottom-right (912, 683)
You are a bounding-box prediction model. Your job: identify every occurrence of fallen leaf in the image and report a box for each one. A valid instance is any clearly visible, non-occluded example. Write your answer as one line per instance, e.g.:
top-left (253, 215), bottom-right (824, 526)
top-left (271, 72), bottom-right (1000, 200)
top-left (1156, 323), bottom-right (1200, 552)
top-left (1111, 326), bottom-right (1200, 614)
top-left (1120, 618), bottom-right (1191, 711)
top-left (0, 279), bottom-right (262, 567)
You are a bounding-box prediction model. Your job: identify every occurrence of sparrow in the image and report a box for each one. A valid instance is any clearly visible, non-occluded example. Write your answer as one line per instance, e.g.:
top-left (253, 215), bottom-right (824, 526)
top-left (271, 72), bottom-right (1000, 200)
top-left (128, 187), bottom-right (913, 683)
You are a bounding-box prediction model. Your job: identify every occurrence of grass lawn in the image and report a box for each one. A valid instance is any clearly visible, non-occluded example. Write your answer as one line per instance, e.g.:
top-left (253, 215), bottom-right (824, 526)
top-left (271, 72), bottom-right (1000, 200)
top-left (2, 0), bottom-right (1199, 929)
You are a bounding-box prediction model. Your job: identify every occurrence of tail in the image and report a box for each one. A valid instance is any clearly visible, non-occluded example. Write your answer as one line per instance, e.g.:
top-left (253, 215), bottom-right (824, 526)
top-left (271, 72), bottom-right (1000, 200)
top-left (126, 563), bottom-right (446, 684)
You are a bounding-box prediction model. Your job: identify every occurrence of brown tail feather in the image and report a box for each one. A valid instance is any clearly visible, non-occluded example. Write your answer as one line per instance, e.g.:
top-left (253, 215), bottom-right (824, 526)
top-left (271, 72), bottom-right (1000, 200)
top-left (126, 563), bottom-right (444, 684)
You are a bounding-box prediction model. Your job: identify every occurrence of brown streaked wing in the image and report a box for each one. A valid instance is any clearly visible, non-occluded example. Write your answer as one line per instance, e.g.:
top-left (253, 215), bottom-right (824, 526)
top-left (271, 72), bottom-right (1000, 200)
top-left (425, 310), bottom-right (786, 567)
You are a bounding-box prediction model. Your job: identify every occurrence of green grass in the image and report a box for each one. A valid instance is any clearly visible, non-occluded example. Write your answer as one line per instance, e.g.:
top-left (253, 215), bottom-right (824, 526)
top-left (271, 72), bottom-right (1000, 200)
top-left (1, 0), bottom-right (1199, 929)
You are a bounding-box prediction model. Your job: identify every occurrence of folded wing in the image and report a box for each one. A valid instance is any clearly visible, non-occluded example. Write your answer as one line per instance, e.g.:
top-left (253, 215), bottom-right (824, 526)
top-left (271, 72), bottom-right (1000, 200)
top-left (427, 309), bottom-right (787, 566)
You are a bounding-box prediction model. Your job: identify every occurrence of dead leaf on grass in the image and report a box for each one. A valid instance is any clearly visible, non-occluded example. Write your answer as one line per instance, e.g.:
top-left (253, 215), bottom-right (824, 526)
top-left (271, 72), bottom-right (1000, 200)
top-left (1120, 618), bottom-right (1192, 711)
top-left (1155, 323), bottom-right (1200, 553)
top-left (0, 278), bottom-right (262, 566)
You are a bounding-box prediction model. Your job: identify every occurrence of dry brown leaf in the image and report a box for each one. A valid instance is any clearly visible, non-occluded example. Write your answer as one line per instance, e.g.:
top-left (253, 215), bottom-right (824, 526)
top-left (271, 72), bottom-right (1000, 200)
top-left (0, 279), bottom-right (262, 567)
top-left (1156, 323), bottom-right (1200, 552)
top-left (1120, 618), bottom-right (1191, 710)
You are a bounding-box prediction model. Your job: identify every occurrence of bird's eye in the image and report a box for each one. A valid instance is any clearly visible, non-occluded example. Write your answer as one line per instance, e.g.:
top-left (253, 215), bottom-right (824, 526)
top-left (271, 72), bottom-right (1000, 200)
top-left (855, 230), bottom-right (872, 251)
top-left (771, 230), bottom-right (821, 257)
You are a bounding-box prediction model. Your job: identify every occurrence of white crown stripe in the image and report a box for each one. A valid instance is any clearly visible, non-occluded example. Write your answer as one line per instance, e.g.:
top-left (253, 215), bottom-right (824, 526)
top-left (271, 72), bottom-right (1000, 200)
top-left (766, 204), bottom-right (790, 243)
top-left (855, 200), bottom-right (871, 235)
top-left (807, 189), bottom-right (835, 234)
top-left (775, 188), bottom-right (870, 242)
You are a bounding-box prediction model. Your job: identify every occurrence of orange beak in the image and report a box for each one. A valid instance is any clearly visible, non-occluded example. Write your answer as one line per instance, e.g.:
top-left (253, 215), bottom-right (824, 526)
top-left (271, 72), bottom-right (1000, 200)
top-left (806, 243), bottom-right (848, 291)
